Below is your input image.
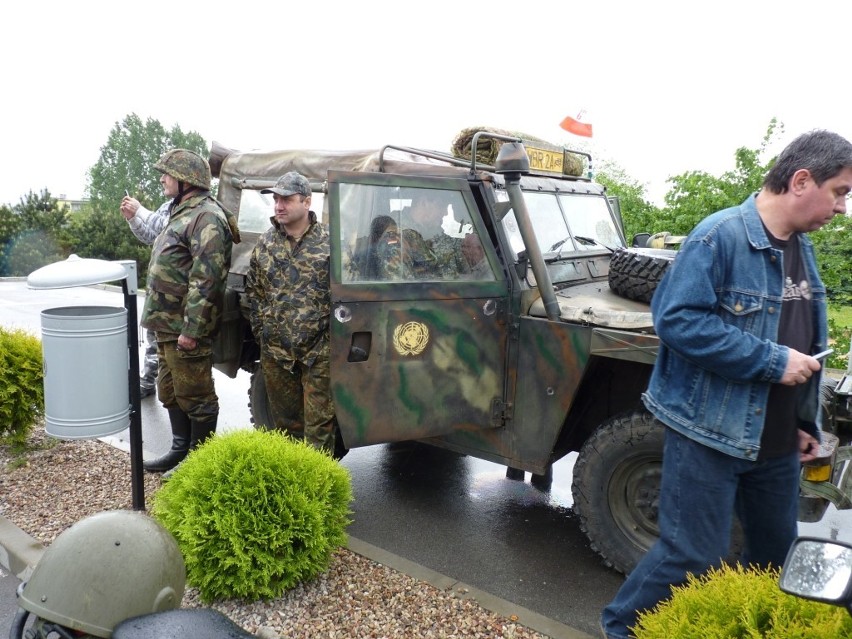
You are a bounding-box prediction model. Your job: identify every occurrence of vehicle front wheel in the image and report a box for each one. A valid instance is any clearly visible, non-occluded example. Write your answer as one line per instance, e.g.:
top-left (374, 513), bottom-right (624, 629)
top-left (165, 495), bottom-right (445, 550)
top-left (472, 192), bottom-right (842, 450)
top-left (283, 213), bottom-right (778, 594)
top-left (572, 410), bottom-right (664, 575)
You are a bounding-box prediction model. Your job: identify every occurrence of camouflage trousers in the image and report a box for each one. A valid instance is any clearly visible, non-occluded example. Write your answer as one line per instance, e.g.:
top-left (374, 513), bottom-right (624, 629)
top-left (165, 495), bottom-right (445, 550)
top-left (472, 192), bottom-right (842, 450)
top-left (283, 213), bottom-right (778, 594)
top-left (141, 328), bottom-right (159, 389)
top-left (156, 334), bottom-right (218, 423)
top-left (260, 347), bottom-right (335, 454)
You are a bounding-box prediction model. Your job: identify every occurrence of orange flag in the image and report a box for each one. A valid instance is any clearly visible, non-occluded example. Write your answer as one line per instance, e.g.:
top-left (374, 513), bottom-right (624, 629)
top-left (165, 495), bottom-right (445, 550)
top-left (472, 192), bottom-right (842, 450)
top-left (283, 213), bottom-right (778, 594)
top-left (560, 114), bottom-right (593, 138)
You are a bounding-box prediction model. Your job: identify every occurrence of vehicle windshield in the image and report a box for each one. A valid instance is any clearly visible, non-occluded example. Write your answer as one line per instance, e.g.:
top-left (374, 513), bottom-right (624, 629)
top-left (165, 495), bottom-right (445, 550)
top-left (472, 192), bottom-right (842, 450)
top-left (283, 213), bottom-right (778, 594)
top-left (501, 191), bottom-right (623, 258)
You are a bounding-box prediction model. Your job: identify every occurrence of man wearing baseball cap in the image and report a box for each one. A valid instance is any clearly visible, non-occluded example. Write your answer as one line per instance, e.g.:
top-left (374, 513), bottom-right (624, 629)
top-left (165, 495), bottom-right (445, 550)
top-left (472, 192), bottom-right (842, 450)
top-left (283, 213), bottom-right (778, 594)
top-left (245, 172), bottom-right (338, 455)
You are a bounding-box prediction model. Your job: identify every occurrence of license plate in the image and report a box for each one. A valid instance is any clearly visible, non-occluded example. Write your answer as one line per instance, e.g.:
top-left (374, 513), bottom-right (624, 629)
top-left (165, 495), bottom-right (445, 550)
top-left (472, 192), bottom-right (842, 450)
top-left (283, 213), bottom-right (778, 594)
top-left (525, 146), bottom-right (564, 174)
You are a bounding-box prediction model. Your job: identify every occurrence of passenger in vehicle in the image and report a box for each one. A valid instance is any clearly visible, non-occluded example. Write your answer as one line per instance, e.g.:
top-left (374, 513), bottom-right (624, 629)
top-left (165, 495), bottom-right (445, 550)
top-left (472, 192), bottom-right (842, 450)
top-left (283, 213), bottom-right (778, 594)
top-left (397, 192), bottom-right (466, 280)
top-left (460, 232), bottom-right (492, 280)
top-left (351, 215), bottom-right (399, 280)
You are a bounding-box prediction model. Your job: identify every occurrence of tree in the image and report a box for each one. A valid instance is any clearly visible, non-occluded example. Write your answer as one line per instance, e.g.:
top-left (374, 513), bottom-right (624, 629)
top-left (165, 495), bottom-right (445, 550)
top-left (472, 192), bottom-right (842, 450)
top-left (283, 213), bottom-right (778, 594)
top-left (60, 203), bottom-right (152, 282)
top-left (0, 204), bottom-right (22, 276)
top-left (811, 214), bottom-right (852, 305)
top-left (655, 119), bottom-right (783, 235)
top-left (86, 113), bottom-right (209, 214)
top-left (0, 190), bottom-right (68, 276)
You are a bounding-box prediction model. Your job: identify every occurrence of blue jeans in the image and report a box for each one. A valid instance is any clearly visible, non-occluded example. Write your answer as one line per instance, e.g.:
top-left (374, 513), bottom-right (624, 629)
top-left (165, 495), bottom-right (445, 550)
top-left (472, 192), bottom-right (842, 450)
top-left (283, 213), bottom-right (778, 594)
top-left (600, 427), bottom-right (800, 639)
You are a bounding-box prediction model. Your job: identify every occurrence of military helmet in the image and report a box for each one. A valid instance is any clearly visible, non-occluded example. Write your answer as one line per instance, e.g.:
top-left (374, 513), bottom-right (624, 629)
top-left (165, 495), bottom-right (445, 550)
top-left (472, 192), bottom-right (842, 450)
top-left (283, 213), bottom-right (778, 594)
top-left (154, 148), bottom-right (211, 190)
top-left (17, 510), bottom-right (186, 638)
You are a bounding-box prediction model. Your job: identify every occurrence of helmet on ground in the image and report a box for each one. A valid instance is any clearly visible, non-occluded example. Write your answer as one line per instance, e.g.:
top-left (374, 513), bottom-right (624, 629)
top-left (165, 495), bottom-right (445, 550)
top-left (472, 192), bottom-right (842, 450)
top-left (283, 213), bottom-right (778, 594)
top-left (18, 510), bottom-right (186, 638)
top-left (154, 148), bottom-right (211, 190)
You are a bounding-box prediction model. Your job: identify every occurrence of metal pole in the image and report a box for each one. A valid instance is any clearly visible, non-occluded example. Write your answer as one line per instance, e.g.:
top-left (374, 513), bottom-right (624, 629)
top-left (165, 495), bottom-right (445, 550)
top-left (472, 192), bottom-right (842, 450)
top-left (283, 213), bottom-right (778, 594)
top-left (121, 277), bottom-right (145, 510)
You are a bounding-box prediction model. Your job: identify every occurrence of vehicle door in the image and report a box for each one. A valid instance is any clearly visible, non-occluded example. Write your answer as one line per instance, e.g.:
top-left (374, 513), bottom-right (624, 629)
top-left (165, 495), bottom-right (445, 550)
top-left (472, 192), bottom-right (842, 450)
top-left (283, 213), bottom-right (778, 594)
top-left (327, 171), bottom-right (510, 446)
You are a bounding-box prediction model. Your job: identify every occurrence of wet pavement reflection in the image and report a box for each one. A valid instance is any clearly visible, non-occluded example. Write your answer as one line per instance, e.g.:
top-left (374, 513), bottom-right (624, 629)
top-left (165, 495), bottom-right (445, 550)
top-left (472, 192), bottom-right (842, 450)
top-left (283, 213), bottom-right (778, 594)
top-left (341, 441), bottom-right (624, 635)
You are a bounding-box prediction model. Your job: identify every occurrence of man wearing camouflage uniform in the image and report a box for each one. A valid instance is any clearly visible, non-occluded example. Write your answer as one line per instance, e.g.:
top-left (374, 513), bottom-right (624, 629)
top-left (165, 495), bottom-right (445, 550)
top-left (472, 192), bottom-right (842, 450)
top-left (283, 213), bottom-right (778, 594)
top-left (119, 196), bottom-right (171, 398)
top-left (141, 148), bottom-right (240, 473)
top-left (245, 171), bottom-right (336, 454)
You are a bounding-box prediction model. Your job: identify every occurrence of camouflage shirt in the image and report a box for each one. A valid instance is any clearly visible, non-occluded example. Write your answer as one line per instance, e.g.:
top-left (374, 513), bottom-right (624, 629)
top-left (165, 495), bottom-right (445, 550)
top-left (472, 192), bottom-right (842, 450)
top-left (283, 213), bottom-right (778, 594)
top-left (141, 192), bottom-right (236, 340)
top-left (245, 211), bottom-right (330, 368)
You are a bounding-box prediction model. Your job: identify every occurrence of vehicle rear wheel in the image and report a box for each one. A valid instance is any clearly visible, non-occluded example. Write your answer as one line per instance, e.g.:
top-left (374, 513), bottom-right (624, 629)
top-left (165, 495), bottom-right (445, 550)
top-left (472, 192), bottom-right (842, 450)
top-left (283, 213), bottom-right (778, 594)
top-left (608, 247), bottom-right (676, 303)
top-left (573, 410), bottom-right (664, 574)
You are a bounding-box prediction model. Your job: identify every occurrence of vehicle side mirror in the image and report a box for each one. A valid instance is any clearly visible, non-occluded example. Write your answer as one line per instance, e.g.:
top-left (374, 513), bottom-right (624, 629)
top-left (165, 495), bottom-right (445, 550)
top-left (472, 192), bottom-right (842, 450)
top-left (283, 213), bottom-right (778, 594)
top-left (779, 537), bottom-right (852, 612)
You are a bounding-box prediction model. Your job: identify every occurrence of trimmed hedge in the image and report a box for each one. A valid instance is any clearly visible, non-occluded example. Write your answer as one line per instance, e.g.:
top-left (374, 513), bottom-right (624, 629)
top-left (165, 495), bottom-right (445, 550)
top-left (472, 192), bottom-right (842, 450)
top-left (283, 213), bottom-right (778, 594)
top-left (152, 429), bottom-right (352, 603)
top-left (634, 563), bottom-right (852, 638)
top-left (0, 327), bottom-right (44, 445)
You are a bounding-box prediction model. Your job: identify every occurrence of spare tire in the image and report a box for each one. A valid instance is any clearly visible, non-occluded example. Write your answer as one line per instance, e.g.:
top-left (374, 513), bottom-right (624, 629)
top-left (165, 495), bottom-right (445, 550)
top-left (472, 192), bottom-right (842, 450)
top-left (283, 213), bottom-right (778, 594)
top-left (608, 247), bottom-right (677, 303)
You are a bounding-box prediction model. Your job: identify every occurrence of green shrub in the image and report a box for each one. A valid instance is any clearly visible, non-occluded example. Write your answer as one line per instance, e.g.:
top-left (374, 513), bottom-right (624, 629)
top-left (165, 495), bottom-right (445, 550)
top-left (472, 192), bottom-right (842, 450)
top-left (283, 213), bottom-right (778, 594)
top-left (151, 429), bottom-right (352, 603)
top-left (634, 563), bottom-right (852, 638)
top-left (0, 327), bottom-right (44, 445)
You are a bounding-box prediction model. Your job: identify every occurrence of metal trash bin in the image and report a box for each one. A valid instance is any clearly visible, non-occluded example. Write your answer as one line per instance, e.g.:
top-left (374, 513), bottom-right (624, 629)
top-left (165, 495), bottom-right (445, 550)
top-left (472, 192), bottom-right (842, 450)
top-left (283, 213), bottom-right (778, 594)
top-left (41, 305), bottom-right (130, 439)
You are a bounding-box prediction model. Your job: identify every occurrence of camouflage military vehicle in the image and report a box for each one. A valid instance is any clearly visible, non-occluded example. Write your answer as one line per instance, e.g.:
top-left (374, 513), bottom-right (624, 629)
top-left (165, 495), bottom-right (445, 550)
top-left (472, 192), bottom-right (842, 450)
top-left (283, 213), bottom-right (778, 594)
top-left (208, 130), bottom-right (661, 574)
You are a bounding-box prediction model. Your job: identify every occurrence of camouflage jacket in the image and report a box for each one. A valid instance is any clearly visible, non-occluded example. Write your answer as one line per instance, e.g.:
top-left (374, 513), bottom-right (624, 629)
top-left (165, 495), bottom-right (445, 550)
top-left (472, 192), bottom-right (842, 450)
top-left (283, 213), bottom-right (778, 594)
top-left (245, 211), bottom-right (330, 367)
top-left (377, 229), bottom-right (467, 280)
top-left (141, 192), bottom-right (238, 340)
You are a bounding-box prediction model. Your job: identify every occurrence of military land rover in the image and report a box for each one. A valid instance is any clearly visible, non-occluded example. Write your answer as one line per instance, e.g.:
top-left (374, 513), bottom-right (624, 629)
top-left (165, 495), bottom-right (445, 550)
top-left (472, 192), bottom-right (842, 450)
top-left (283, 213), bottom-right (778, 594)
top-left (206, 129), bottom-right (851, 576)
top-left (207, 130), bottom-right (662, 575)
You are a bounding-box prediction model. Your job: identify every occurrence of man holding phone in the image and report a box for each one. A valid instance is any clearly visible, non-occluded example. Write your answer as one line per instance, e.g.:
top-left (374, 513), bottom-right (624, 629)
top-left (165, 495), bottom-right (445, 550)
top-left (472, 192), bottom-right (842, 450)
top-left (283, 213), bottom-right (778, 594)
top-left (601, 130), bottom-right (852, 639)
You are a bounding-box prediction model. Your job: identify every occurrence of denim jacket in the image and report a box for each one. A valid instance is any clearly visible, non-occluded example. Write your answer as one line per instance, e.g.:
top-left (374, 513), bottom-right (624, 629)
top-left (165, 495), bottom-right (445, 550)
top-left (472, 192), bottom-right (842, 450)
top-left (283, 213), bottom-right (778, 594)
top-left (642, 194), bottom-right (827, 460)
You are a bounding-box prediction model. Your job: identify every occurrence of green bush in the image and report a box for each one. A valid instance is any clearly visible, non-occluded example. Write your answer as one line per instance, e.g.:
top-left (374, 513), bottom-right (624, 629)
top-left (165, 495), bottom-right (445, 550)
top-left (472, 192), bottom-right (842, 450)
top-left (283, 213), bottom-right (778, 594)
top-left (0, 327), bottom-right (44, 445)
top-left (151, 429), bottom-right (352, 603)
top-left (634, 563), bottom-right (852, 638)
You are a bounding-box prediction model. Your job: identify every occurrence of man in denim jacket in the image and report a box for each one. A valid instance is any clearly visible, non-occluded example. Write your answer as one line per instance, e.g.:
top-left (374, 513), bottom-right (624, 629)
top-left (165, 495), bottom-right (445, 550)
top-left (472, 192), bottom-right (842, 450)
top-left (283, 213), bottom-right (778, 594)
top-left (601, 130), bottom-right (852, 639)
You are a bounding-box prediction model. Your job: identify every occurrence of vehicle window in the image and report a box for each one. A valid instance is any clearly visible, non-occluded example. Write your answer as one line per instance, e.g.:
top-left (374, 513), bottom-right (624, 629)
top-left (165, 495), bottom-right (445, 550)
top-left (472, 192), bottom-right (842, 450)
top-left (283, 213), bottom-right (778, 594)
top-left (501, 192), bottom-right (569, 256)
top-left (237, 189), bottom-right (325, 234)
top-left (339, 184), bottom-right (495, 283)
top-left (501, 191), bottom-right (623, 258)
top-left (558, 193), bottom-right (624, 250)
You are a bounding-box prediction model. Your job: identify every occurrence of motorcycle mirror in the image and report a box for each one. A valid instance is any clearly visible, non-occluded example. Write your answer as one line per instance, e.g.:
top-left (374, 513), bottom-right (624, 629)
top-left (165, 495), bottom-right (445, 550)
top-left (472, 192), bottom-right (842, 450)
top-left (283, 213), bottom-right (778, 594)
top-left (779, 537), bottom-right (852, 608)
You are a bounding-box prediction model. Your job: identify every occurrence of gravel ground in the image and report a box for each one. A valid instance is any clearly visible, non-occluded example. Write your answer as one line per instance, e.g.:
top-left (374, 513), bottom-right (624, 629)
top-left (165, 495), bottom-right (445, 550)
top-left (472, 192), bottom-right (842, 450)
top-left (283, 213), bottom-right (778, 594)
top-left (1, 430), bottom-right (549, 639)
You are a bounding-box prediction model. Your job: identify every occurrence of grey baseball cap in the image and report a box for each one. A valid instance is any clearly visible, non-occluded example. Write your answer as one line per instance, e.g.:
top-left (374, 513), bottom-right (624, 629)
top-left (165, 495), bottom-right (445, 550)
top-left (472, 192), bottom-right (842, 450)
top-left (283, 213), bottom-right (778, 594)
top-left (261, 171), bottom-right (311, 197)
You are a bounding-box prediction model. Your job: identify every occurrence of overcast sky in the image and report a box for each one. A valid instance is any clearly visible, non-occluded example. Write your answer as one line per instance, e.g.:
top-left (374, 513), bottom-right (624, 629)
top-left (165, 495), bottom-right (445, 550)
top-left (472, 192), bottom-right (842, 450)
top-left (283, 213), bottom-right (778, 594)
top-left (3, 0), bottom-right (850, 208)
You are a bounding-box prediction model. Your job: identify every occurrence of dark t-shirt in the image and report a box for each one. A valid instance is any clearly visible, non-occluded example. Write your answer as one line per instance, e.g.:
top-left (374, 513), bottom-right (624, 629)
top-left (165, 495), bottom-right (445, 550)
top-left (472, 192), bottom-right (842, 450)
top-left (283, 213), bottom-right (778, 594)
top-left (760, 230), bottom-right (813, 459)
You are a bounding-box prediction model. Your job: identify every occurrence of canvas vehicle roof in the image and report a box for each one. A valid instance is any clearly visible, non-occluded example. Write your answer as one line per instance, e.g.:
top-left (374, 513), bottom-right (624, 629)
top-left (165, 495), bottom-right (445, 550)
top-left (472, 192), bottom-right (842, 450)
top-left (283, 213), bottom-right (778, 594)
top-left (211, 143), bottom-right (492, 184)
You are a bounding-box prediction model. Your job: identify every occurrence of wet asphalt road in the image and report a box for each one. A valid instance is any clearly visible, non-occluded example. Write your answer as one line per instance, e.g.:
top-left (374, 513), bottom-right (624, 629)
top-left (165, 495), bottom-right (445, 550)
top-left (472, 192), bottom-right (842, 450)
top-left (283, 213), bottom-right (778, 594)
top-left (342, 442), bottom-right (624, 634)
top-left (0, 279), bottom-right (624, 636)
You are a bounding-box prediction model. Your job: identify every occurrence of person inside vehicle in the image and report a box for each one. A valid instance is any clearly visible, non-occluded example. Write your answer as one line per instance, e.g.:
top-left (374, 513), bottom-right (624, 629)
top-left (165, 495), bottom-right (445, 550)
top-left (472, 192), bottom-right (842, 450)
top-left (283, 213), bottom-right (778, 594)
top-left (396, 191), bottom-right (466, 280)
top-left (351, 215), bottom-right (399, 280)
top-left (460, 232), bottom-right (492, 280)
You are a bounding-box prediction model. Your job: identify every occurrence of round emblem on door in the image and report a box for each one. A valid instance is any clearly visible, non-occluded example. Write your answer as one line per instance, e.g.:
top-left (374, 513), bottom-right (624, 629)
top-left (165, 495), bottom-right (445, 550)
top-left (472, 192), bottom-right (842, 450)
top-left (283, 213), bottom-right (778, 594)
top-left (392, 321), bottom-right (430, 356)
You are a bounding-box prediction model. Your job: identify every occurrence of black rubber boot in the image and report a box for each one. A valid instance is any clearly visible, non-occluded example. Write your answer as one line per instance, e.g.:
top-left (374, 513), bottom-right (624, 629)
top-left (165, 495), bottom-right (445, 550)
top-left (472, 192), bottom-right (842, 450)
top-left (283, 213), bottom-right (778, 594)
top-left (189, 416), bottom-right (217, 450)
top-left (161, 417), bottom-right (218, 481)
top-left (144, 408), bottom-right (191, 472)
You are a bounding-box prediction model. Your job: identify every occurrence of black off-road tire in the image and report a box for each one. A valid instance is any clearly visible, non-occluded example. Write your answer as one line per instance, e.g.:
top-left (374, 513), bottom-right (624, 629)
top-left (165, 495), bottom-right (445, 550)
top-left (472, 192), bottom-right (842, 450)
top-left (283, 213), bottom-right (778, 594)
top-left (572, 410), bottom-right (664, 574)
top-left (249, 367), bottom-right (274, 430)
top-left (574, 410), bottom-right (744, 575)
top-left (248, 367), bottom-right (348, 460)
top-left (608, 247), bottom-right (677, 303)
